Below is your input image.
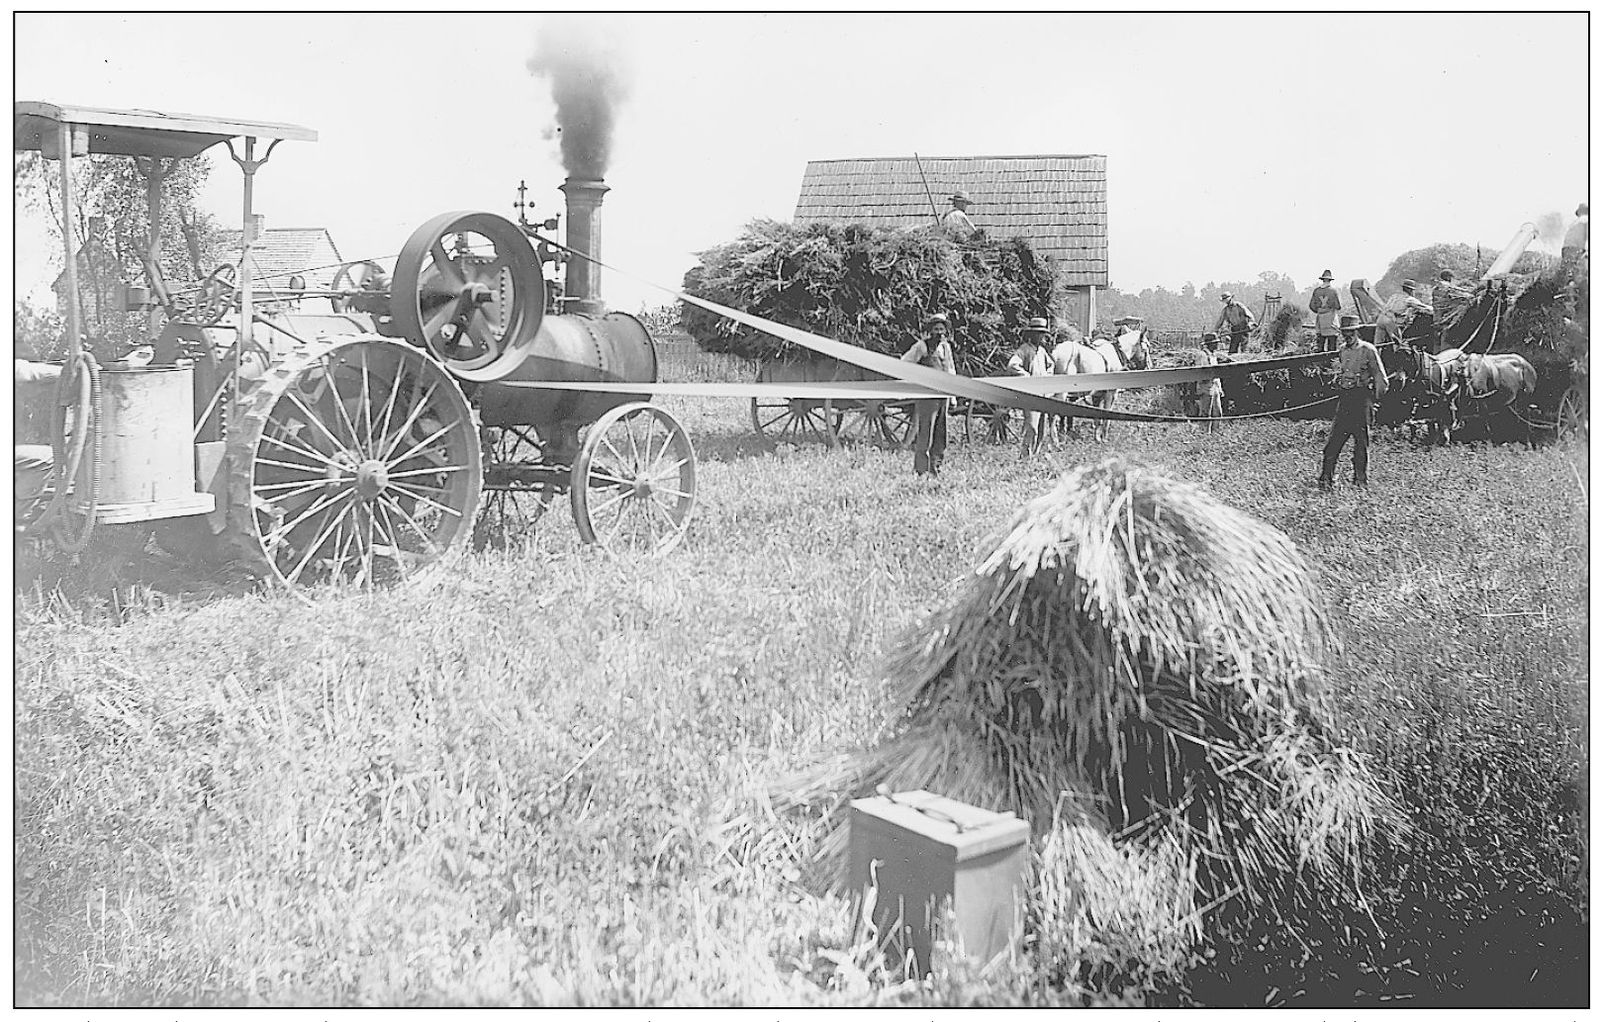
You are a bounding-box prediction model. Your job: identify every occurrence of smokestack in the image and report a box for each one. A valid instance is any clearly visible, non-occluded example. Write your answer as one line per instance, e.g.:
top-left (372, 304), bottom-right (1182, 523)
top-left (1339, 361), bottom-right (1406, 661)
top-left (560, 177), bottom-right (609, 313)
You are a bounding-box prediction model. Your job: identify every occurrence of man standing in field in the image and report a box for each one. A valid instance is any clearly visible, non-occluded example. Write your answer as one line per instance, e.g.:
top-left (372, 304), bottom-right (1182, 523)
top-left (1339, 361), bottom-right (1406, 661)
top-left (901, 312), bottom-right (957, 478)
top-left (1309, 270), bottom-right (1342, 353)
top-left (1317, 313), bottom-right (1389, 491)
top-left (1196, 332), bottom-right (1227, 431)
top-left (1214, 292), bottom-right (1256, 354)
top-left (1562, 203), bottom-right (1588, 265)
top-left (1007, 317), bottom-right (1053, 458)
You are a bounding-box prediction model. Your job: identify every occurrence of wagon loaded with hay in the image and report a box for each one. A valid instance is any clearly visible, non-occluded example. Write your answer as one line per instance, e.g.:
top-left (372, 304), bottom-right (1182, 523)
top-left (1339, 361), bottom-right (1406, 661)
top-left (776, 459), bottom-right (1396, 979)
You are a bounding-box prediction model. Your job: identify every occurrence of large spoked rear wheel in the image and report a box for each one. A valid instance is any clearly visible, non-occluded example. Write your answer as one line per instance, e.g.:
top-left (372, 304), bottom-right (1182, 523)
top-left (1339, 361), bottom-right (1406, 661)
top-left (229, 336), bottom-right (482, 588)
top-left (571, 402), bottom-right (696, 557)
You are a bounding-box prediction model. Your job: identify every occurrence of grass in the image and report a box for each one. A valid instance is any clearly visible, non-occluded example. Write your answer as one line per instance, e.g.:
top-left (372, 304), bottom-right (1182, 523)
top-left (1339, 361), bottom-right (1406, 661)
top-left (12, 375), bottom-right (1588, 1007)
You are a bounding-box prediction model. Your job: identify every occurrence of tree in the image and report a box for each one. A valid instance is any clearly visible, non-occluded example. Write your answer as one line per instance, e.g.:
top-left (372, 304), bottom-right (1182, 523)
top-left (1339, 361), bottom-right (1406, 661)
top-left (17, 151), bottom-right (226, 358)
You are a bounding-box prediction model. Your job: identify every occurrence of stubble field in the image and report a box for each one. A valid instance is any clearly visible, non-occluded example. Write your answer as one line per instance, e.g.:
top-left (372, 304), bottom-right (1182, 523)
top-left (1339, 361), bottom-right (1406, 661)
top-left (13, 356), bottom-right (1590, 1006)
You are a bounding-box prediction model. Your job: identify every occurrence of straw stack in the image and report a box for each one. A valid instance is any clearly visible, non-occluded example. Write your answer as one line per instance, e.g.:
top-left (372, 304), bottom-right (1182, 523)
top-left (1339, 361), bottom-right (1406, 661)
top-left (780, 459), bottom-right (1396, 929)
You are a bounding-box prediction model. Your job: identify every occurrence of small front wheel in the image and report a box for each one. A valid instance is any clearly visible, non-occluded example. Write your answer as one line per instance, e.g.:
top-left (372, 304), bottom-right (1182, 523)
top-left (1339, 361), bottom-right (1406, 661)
top-left (571, 403), bottom-right (697, 556)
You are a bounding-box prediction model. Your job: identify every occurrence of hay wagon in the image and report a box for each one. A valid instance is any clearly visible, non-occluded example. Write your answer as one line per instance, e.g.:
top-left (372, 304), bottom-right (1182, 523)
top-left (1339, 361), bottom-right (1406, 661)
top-left (16, 101), bottom-right (697, 590)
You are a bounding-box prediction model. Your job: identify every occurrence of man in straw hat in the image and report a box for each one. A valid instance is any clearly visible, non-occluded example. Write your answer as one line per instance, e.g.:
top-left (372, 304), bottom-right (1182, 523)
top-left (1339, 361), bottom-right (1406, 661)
top-left (1317, 313), bottom-right (1389, 491)
top-left (941, 190), bottom-right (979, 241)
top-left (901, 312), bottom-right (958, 478)
top-left (1214, 292), bottom-right (1256, 354)
top-left (1309, 270), bottom-right (1342, 353)
top-left (1007, 317), bottom-right (1053, 458)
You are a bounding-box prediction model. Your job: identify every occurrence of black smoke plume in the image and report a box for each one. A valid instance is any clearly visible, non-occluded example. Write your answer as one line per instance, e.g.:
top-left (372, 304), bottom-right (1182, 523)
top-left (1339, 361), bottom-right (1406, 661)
top-left (528, 17), bottom-right (632, 180)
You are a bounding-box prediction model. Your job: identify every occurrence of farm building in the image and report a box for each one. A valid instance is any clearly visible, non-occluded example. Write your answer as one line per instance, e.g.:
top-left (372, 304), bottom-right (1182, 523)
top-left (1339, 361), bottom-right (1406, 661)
top-left (216, 217), bottom-right (345, 303)
top-left (793, 154), bottom-right (1109, 334)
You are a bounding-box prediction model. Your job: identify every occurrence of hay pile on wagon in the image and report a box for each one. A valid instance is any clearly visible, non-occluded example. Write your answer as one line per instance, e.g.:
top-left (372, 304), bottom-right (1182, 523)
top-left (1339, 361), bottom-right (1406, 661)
top-left (780, 459), bottom-right (1397, 981)
top-left (679, 219), bottom-right (1063, 375)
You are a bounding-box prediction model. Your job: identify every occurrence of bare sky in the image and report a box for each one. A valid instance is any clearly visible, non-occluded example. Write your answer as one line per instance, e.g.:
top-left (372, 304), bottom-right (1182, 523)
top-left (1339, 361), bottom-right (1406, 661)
top-left (12, 12), bottom-right (1590, 315)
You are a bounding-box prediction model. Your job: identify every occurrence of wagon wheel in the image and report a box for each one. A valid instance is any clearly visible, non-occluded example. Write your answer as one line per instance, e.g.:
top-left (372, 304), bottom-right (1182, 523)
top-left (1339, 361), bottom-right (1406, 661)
top-left (966, 403), bottom-right (1019, 445)
top-left (226, 336), bottom-right (482, 588)
top-left (571, 402), bottom-right (696, 557)
top-left (329, 260), bottom-right (389, 314)
top-left (750, 393), bottom-right (839, 447)
top-left (476, 424), bottom-right (557, 548)
top-left (1557, 383), bottom-right (1587, 441)
top-left (836, 399), bottom-right (916, 447)
top-left (392, 211), bottom-right (546, 383)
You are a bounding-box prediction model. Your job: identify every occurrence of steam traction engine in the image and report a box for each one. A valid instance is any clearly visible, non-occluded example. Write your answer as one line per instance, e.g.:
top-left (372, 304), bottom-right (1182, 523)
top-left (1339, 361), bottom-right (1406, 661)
top-left (17, 102), bottom-right (695, 590)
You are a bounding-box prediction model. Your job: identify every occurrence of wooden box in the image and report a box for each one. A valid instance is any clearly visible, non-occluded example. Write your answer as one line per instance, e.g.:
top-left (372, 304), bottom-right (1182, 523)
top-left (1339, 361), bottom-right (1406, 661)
top-left (848, 789), bottom-right (1030, 977)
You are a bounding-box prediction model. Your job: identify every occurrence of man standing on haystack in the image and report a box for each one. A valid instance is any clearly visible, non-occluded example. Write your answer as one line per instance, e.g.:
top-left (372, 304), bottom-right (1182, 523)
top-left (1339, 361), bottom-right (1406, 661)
top-left (1214, 292), bottom-right (1256, 354)
top-left (1317, 313), bottom-right (1389, 492)
top-left (1562, 203), bottom-right (1588, 269)
top-left (901, 312), bottom-right (957, 478)
top-left (941, 191), bottom-right (979, 242)
top-left (1309, 270), bottom-right (1342, 353)
top-left (1007, 317), bottom-right (1053, 458)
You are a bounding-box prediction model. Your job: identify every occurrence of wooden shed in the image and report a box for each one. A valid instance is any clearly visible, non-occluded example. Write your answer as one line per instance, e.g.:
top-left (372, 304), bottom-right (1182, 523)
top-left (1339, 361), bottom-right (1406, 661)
top-left (793, 154), bottom-right (1109, 334)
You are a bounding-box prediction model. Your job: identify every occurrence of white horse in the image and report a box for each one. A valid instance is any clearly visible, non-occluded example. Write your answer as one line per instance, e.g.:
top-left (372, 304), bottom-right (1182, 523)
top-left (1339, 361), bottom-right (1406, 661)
top-left (1065, 327), bottom-right (1152, 441)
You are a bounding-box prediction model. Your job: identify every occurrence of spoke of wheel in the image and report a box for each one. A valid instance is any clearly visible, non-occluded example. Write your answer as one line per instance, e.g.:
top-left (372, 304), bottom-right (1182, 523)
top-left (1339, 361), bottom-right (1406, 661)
top-left (423, 301), bottom-right (463, 345)
top-left (264, 488), bottom-right (350, 550)
top-left (625, 412), bottom-right (646, 468)
top-left (374, 368), bottom-right (408, 454)
top-left (648, 483), bottom-right (694, 502)
top-left (430, 240), bottom-right (467, 291)
top-left (332, 503), bottom-right (362, 579)
top-left (369, 502), bottom-right (409, 575)
top-left (258, 426), bottom-right (341, 468)
top-left (756, 405), bottom-right (791, 433)
top-left (586, 485), bottom-right (632, 522)
top-left (321, 358), bottom-right (365, 451)
top-left (387, 464), bottom-right (472, 480)
top-left (647, 493), bottom-right (682, 535)
top-left (643, 455), bottom-right (690, 485)
top-left (385, 480), bottom-right (464, 518)
top-left (284, 389), bottom-right (354, 456)
top-left (255, 454), bottom-right (341, 477)
top-left (253, 476), bottom-right (345, 504)
top-left (587, 470), bottom-right (636, 487)
top-left (387, 416), bottom-right (464, 468)
top-left (600, 431), bottom-right (632, 473)
top-left (378, 492), bottom-right (443, 556)
top-left (463, 314), bottom-right (499, 353)
top-left (360, 503), bottom-right (377, 584)
top-left (376, 381), bottom-right (440, 461)
top-left (359, 347), bottom-right (375, 455)
top-left (283, 492), bottom-right (356, 585)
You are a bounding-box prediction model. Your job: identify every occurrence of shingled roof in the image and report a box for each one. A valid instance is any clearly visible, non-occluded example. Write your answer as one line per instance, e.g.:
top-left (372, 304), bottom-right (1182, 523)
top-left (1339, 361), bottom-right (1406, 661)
top-left (216, 226), bottom-right (345, 288)
top-left (793, 154), bottom-right (1108, 287)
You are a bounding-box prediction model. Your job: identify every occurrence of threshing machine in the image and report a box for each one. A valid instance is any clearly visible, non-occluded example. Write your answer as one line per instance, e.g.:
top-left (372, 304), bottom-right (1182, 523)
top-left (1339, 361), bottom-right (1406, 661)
top-left (15, 101), bottom-right (696, 589)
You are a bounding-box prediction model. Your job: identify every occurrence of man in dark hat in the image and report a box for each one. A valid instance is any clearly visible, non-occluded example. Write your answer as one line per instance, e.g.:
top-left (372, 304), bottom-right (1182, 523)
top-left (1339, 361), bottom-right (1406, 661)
top-left (1214, 292), bottom-right (1256, 354)
top-left (1380, 278), bottom-right (1435, 349)
top-left (941, 190), bottom-right (979, 241)
top-left (1007, 317), bottom-right (1053, 457)
top-left (1317, 313), bottom-right (1389, 491)
top-left (1309, 270), bottom-right (1342, 353)
top-left (901, 311), bottom-right (957, 477)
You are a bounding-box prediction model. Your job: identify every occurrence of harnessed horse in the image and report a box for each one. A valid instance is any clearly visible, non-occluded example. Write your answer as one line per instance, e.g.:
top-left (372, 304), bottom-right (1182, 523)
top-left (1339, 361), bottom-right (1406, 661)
top-left (1057, 327), bottom-right (1152, 441)
top-left (1458, 352), bottom-right (1539, 446)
